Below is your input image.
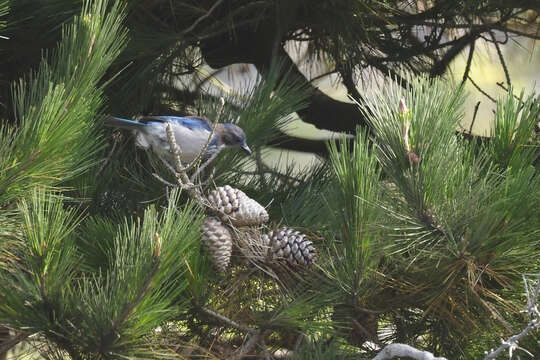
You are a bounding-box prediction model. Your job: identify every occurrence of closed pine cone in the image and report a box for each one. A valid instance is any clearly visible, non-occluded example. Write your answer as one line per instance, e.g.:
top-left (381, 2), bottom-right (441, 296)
top-left (201, 217), bottom-right (232, 272)
top-left (264, 227), bottom-right (316, 266)
top-left (207, 185), bottom-right (269, 226)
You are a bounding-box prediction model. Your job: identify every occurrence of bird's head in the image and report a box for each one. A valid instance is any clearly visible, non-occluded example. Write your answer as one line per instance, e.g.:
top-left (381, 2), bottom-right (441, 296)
top-left (219, 124), bottom-right (251, 155)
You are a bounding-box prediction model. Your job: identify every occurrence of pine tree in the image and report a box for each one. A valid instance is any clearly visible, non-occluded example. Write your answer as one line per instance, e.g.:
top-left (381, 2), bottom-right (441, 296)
top-left (1, 1), bottom-right (539, 359)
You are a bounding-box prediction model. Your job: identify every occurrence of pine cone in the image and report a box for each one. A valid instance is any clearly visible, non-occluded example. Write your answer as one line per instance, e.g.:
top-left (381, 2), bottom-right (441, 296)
top-left (201, 217), bottom-right (232, 272)
top-left (207, 185), bottom-right (269, 226)
top-left (264, 227), bottom-right (316, 266)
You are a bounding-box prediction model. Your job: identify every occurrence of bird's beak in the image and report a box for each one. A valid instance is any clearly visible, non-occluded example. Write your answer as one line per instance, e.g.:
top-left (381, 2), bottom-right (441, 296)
top-left (241, 143), bottom-right (252, 155)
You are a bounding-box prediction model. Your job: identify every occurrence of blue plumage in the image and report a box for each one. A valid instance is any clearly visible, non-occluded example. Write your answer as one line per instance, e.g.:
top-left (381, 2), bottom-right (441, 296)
top-left (104, 115), bottom-right (251, 166)
top-left (139, 116), bottom-right (213, 132)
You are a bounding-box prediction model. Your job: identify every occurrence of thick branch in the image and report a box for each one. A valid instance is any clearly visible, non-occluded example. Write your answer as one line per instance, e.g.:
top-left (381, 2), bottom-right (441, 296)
top-left (430, 31), bottom-right (480, 77)
top-left (198, 8), bottom-right (505, 143)
top-left (200, 19), bottom-right (367, 133)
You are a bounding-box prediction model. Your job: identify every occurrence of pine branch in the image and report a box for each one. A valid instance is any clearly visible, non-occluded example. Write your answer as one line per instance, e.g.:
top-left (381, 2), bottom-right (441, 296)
top-left (468, 76), bottom-right (497, 103)
top-left (430, 31), bottom-right (480, 77)
top-left (200, 307), bottom-right (256, 334)
top-left (469, 101), bottom-right (481, 134)
top-left (163, 122), bottom-right (204, 203)
top-left (461, 41), bottom-right (475, 87)
top-left (232, 329), bottom-right (269, 360)
top-left (484, 275), bottom-right (540, 360)
top-left (489, 31), bottom-right (511, 87)
top-left (162, 97), bottom-right (225, 201)
top-left (180, 0), bottom-right (225, 36)
top-left (107, 257), bottom-right (160, 342)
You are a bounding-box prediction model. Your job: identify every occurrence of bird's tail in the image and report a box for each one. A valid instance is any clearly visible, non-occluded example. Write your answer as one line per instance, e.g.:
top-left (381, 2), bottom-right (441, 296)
top-left (103, 116), bottom-right (146, 130)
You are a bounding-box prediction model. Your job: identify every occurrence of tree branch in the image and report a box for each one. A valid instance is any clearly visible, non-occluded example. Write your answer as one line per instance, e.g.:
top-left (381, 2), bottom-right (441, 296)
top-left (461, 41), bottom-right (475, 86)
top-left (489, 31), bottom-right (511, 87)
top-left (260, 47), bottom-right (368, 133)
top-left (430, 31), bottom-right (481, 77)
top-left (484, 275), bottom-right (540, 360)
top-left (180, 0), bottom-right (225, 36)
top-left (200, 307), bottom-right (256, 334)
top-left (232, 329), bottom-right (269, 360)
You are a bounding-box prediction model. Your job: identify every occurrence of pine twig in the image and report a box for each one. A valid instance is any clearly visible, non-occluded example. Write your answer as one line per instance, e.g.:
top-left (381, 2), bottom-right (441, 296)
top-left (469, 101), bottom-right (481, 134)
top-left (180, 0), bottom-right (225, 36)
top-left (461, 41), bottom-right (475, 87)
top-left (489, 31), bottom-right (511, 87)
top-left (200, 307), bottom-right (256, 334)
top-left (232, 329), bottom-right (269, 360)
top-left (496, 82), bottom-right (522, 103)
top-left (468, 76), bottom-right (497, 103)
top-left (483, 320), bottom-right (538, 359)
top-left (164, 122), bottom-right (205, 205)
top-left (483, 275), bottom-right (540, 360)
top-left (162, 97), bottom-right (244, 224)
top-left (152, 173), bottom-right (178, 188)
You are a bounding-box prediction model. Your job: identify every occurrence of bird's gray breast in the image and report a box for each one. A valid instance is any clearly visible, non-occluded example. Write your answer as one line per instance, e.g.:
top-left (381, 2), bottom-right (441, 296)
top-left (135, 122), bottom-right (213, 164)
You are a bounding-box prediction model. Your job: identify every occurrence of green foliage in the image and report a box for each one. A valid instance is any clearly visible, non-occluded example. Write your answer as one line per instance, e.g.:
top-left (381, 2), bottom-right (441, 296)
top-left (0, 188), bottom-right (203, 358)
top-left (0, 0), bottom-right (7, 30)
top-left (347, 73), bottom-right (539, 354)
top-left (487, 89), bottom-right (540, 170)
top-left (0, 189), bottom-right (81, 333)
top-left (322, 130), bottom-right (383, 304)
top-left (0, 0), bottom-right (127, 205)
top-left (66, 190), bottom-right (202, 358)
top-left (0, 1), bottom-right (538, 358)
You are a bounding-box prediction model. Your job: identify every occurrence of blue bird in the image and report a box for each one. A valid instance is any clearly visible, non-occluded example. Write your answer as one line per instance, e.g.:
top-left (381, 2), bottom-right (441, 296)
top-left (104, 115), bottom-right (251, 165)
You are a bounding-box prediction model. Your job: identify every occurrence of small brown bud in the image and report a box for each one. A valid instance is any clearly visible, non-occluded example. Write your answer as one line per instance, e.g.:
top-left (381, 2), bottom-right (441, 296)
top-left (41, 241), bottom-right (47, 255)
top-left (399, 98), bottom-right (408, 115)
top-left (406, 151), bottom-right (420, 165)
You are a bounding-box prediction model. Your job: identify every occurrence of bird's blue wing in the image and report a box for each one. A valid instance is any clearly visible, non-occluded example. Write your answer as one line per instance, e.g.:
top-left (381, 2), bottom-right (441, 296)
top-left (142, 116), bottom-right (212, 132)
